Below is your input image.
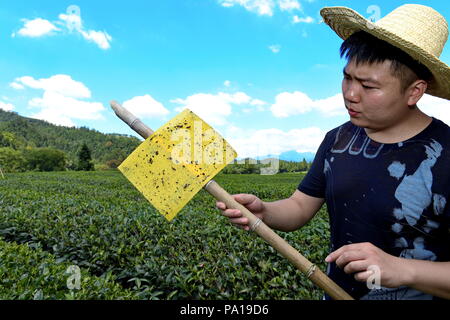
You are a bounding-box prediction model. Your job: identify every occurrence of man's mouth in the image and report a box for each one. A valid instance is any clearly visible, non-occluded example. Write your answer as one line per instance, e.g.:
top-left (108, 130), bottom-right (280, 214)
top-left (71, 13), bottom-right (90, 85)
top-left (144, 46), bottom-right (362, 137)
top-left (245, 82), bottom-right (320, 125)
top-left (347, 107), bottom-right (360, 117)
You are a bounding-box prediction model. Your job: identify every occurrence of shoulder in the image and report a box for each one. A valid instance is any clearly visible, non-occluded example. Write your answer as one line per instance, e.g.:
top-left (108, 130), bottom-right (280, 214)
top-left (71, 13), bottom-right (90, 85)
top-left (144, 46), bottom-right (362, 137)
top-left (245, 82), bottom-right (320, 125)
top-left (422, 117), bottom-right (450, 156)
top-left (430, 117), bottom-right (450, 140)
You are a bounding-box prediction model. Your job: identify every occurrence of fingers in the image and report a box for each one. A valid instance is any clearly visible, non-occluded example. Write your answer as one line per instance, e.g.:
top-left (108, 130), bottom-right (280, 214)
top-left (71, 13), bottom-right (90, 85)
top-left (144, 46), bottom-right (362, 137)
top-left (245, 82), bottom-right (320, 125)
top-left (342, 260), bottom-right (368, 274)
top-left (215, 195), bottom-right (261, 232)
top-left (215, 195), bottom-right (245, 210)
top-left (233, 194), bottom-right (256, 206)
top-left (229, 213), bottom-right (251, 231)
top-left (335, 250), bottom-right (368, 270)
top-left (325, 243), bottom-right (377, 284)
top-left (216, 201), bottom-right (226, 210)
top-left (216, 204), bottom-right (243, 219)
top-left (354, 269), bottom-right (375, 282)
top-left (216, 201), bottom-right (249, 229)
top-left (325, 243), bottom-right (370, 263)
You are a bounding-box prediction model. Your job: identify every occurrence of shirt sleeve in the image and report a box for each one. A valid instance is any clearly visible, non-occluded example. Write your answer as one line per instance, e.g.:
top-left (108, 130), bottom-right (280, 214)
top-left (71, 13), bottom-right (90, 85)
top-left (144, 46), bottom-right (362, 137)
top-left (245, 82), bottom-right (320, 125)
top-left (297, 130), bottom-right (335, 198)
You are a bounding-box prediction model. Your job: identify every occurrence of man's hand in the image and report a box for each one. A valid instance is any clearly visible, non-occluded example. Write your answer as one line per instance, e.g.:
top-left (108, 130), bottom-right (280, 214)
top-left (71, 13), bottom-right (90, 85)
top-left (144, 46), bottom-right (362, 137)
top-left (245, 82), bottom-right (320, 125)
top-left (216, 194), bottom-right (265, 231)
top-left (325, 242), bottom-right (410, 288)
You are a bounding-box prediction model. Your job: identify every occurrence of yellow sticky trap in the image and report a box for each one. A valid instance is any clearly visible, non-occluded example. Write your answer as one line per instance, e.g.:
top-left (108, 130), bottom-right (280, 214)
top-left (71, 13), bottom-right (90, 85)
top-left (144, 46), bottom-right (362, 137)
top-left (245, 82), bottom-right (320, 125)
top-left (118, 109), bottom-right (237, 221)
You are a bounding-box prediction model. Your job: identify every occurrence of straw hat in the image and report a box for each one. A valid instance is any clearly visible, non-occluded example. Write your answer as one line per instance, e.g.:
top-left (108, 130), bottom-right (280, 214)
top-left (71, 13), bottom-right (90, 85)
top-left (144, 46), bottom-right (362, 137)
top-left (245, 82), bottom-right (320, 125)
top-left (320, 4), bottom-right (450, 100)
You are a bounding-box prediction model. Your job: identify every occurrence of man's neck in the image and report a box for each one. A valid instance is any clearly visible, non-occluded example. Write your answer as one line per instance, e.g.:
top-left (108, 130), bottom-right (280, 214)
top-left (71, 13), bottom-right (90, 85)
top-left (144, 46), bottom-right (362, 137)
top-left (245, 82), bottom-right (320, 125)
top-left (364, 109), bottom-right (432, 144)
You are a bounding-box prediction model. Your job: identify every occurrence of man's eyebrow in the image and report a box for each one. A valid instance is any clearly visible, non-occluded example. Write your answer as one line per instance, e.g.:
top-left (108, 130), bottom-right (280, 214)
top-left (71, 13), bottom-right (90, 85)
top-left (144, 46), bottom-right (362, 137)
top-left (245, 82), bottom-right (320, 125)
top-left (343, 68), bottom-right (381, 85)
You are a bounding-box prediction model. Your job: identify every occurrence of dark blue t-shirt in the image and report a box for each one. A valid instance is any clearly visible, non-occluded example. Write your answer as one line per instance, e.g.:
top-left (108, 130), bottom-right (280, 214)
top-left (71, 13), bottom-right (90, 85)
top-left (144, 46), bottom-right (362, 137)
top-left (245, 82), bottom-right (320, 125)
top-left (298, 117), bottom-right (450, 300)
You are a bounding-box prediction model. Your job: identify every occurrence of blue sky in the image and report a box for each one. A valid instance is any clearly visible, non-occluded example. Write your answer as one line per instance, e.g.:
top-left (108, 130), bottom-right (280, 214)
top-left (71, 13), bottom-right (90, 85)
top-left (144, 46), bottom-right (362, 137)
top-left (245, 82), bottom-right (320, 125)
top-left (1, 0), bottom-right (450, 158)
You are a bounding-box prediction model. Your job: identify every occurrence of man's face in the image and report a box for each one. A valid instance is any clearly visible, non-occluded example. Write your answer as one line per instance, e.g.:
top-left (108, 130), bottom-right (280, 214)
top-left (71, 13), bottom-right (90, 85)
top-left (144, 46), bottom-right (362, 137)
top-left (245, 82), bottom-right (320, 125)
top-left (342, 59), bottom-right (411, 132)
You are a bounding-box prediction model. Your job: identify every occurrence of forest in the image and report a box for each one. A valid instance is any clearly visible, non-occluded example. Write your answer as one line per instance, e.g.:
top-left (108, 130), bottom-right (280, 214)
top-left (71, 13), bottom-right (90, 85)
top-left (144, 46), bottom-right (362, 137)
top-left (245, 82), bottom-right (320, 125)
top-left (0, 109), bottom-right (311, 173)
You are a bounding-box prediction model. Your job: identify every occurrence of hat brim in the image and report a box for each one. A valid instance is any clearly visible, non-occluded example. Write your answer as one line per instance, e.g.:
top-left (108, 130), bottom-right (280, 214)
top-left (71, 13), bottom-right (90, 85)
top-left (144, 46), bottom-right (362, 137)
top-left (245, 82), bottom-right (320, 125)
top-left (321, 6), bottom-right (450, 100)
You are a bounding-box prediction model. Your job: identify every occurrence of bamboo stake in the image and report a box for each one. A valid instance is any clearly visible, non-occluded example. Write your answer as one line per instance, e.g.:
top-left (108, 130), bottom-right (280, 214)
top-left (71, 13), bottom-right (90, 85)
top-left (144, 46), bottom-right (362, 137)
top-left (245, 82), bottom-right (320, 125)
top-left (111, 100), bottom-right (354, 300)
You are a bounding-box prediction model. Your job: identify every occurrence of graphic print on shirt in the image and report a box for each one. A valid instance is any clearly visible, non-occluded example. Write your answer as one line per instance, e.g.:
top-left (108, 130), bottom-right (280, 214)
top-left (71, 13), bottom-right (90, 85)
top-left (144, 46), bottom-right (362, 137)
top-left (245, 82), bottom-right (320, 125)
top-left (389, 139), bottom-right (443, 261)
top-left (330, 126), bottom-right (384, 158)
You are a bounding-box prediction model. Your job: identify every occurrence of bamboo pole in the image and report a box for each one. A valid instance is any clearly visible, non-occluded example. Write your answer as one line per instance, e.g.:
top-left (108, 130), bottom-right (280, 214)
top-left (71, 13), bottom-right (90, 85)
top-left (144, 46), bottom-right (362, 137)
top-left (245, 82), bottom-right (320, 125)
top-left (111, 100), bottom-right (354, 300)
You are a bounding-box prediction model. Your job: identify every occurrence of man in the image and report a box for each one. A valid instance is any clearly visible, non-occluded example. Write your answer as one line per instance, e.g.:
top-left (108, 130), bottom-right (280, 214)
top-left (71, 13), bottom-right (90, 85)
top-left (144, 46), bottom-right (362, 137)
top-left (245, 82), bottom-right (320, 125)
top-left (216, 4), bottom-right (450, 300)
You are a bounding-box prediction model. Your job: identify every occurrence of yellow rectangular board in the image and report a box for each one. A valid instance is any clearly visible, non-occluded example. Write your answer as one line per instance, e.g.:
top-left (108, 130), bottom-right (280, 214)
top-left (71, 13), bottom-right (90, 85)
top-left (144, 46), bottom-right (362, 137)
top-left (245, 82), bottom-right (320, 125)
top-left (118, 109), bottom-right (238, 221)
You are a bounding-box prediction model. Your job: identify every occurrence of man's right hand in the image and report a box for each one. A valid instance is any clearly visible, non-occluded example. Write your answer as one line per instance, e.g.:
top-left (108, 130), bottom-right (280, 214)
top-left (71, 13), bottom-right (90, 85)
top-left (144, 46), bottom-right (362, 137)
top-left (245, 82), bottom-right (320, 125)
top-left (216, 194), bottom-right (264, 231)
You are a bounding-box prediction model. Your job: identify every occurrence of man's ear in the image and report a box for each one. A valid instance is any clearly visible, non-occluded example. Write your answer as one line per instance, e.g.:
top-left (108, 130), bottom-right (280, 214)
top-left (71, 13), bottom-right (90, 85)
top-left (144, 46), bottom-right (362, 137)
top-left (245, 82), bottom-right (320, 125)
top-left (407, 79), bottom-right (428, 106)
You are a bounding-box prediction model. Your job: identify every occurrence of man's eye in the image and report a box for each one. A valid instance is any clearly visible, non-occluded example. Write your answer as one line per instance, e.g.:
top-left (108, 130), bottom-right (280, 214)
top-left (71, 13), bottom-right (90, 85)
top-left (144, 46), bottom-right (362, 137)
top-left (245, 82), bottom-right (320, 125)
top-left (362, 85), bottom-right (375, 89)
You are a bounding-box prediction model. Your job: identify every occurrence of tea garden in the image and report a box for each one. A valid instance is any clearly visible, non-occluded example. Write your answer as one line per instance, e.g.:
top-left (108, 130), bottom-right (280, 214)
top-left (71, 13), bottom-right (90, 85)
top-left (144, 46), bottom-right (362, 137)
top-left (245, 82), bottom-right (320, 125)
top-left (0, 171), bottom-right (330, 300)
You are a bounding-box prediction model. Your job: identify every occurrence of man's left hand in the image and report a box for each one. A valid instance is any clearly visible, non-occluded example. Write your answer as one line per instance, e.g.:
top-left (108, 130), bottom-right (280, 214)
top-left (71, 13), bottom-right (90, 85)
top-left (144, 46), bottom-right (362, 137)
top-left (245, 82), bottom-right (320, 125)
top-left (325, 242), bottom-right (409, 288)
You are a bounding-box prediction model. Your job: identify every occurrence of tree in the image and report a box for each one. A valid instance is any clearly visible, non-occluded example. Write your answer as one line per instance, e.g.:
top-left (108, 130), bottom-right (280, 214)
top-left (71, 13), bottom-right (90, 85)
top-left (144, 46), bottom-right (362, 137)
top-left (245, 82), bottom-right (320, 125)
top-left (0, 147), bottom-right (26, 172)
top-left (77, 143), bottom-right (94, 171)
top-left (300, 158), bottom-right (308, 172)
top-left (24, 148), bottom-right (67, 172)
top-left (0, 131), bottom-right (26, 149)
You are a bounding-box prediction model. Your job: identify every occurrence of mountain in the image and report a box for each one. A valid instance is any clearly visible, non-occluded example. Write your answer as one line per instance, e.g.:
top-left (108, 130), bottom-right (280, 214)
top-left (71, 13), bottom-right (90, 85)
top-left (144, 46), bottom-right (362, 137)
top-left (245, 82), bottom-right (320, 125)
top-left (0, 109), bottom-right (141, 167)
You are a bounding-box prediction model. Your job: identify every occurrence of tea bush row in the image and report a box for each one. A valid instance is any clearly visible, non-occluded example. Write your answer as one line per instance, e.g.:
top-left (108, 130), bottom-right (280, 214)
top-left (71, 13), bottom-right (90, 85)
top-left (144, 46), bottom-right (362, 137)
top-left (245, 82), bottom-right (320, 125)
top-left (0, 238), bottom-right (138, 299)
top-left (0, 171), bottom-right (330, 299)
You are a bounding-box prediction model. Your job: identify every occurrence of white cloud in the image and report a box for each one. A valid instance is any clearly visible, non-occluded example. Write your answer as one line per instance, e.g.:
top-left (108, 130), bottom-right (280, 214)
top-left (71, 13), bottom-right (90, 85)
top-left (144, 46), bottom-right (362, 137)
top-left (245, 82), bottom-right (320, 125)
top-left (12, 75), bottom-right (91, 98)
top-left (292, 15), bottom-right (315, 24)
top-left (313, 94), bottom-right (346, 117)
top-left (58, 11), bottom-right (82, 32)
top-left (80, 29), bottom-right (112, 50)
top-left (218, 0), bottom-right (276, 16)
top-left (172, 93), bottom-right (233, 126)
top-left (271, 91), bottom-right (345, 118)
top-left (14, 18), bottom-right (60, 37)
top-left (14, 6), bottom-right (112, 50)
top-left (0, 101), bottom-right (15, 112)
top-left (58, 10), bottom-right (113, 50)
top-left (270, 91), bottom-right (450, 122)
top-left (271, 91), bottom-right (313, 117)
top-left (418, 94), bottom-right (450, 126)
top-left (268, 44), bottom-right (281, 53)
top-left (29, 91), bottom-right (104, 127)
top-left (122, 95), bottom-right (170, 119)
top-left (250, 99), bottom-right (267, 107)
top-left (219, 92), bottom-right (253, 104)
top-left (219, 0), bottom-right (304, 16)
top-left (224, 80), bottom-right (231, 87)
top-left (59, 12), bottom-right (112, 50)
top-left (278, 0), bottom-right (301, 11)
top-left (10, 74), bottom-right (105, 127)
top-left (221, 2), bottom-right (235, 7)
top-left (172, 91), bottom-right (267, 126)
top-left (224, 125), bottom-right (325, 158)
top-left (9, 82), bottom-right (24, 90)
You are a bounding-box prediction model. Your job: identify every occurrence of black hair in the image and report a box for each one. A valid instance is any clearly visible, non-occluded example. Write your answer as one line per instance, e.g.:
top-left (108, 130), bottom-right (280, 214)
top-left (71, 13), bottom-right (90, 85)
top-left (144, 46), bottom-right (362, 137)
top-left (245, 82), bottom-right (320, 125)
top-left (340, 31), bottom-right (433, 92)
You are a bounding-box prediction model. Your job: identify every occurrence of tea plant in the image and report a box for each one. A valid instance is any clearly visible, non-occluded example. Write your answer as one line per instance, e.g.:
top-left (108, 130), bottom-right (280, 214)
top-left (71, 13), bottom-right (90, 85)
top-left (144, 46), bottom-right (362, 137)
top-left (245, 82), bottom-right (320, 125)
top-left (0, 239), bottom-right (138, 299)
top-left (0, 171), bottom-right (330, 299)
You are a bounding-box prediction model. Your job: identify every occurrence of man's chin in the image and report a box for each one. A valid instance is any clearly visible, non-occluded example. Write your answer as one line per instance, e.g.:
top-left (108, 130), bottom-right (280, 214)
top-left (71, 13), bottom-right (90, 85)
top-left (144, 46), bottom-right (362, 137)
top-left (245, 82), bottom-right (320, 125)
top-left (349, 116), bottom-right (363, 126)
top-left (349, 117), bottom-right (372, 130)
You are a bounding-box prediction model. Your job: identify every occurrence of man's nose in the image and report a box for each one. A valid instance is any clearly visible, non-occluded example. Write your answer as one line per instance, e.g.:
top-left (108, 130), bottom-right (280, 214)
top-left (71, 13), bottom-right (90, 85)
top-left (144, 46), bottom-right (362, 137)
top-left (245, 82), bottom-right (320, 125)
top-left (343, 82), bottom-right (361, 103)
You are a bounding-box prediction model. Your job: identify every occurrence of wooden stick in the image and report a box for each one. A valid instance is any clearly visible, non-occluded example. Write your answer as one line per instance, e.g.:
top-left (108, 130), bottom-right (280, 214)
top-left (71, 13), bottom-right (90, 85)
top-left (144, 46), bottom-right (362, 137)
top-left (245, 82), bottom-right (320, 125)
top-left (205, 180), bottom-right (353, 300)
top-left (111, 100), bottom-right (354, 300)
top-left (111, 101), bottom-right (154, 138)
